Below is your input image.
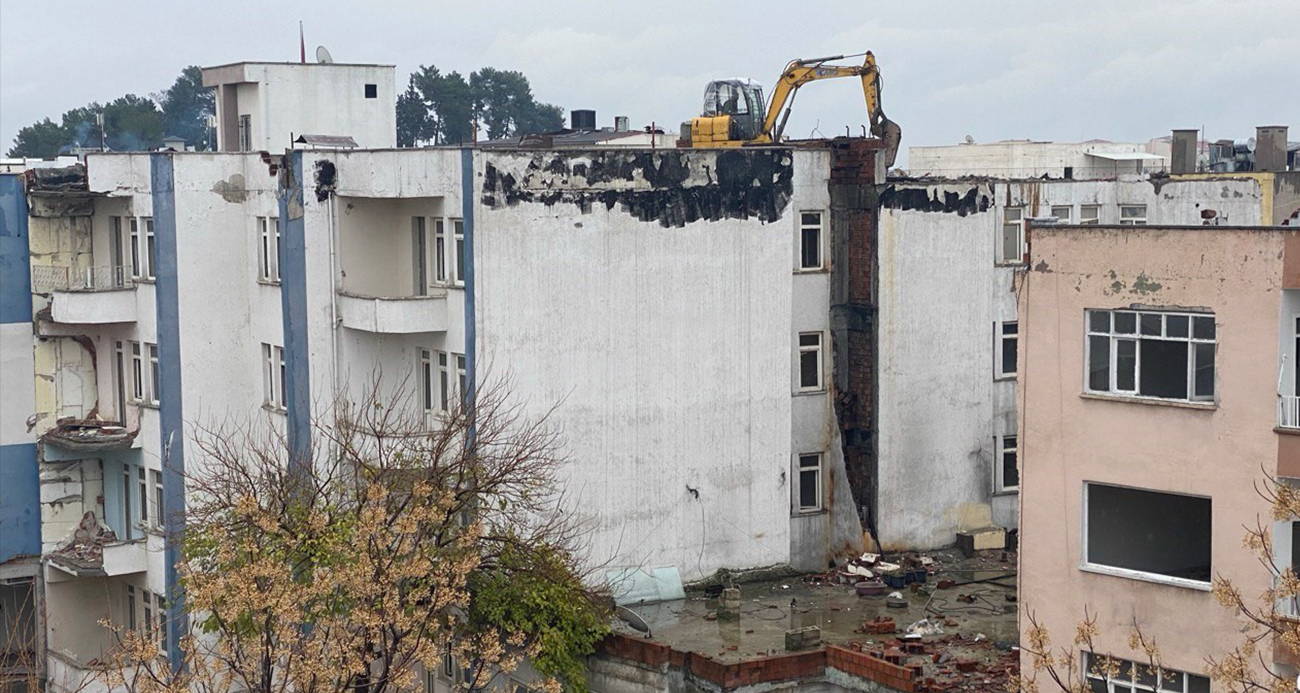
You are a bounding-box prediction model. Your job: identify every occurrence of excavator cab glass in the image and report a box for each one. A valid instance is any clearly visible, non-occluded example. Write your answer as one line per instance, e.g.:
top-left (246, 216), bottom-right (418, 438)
top-left (701, 79), bottom-right (765, 141)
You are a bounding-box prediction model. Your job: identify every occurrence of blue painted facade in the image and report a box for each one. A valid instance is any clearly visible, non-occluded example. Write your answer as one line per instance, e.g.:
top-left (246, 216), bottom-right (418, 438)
top-left (149, 154), bottom-right (188, 670)
top-left (278, 150), bottom-right (312, 475)
top-left (0, 173), bottom-right (40, 564)
top-left (460, 150), bottom-right (476, 410)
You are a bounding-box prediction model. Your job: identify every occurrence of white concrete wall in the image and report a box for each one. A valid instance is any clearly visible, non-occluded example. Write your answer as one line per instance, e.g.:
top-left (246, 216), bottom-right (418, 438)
top-left (908, 141), bottom-right (1162, 180)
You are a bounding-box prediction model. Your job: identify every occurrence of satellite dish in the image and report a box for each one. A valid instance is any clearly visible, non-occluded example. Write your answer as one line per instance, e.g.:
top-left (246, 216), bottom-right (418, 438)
top-left (964, 135), bottom-right (975, 144)
top-left (316, 46), bottom-right (334, 64)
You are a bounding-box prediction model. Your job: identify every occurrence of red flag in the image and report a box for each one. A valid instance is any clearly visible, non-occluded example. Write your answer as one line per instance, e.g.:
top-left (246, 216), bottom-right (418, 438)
top-left (299, 22), bottom-right (305, 64)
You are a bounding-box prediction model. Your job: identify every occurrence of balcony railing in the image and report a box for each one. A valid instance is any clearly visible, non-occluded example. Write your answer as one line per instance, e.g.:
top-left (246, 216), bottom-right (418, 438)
top-left (32, 265), bottom-right (134, 293)
top-left (1280, 395), bottom-right (1300, 429)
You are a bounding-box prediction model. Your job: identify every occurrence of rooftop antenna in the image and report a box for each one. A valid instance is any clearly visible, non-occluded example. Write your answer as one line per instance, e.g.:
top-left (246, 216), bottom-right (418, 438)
top-left (316, 45), bottom-right (334, 64)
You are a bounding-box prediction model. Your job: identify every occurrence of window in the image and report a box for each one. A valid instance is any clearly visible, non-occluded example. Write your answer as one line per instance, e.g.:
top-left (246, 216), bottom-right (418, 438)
top-left (452, 219), bottom-right (465, 286)
top-left (110, 216), bottom-right (125, 284)
top-left (455, 354), bottom-right (467, 403)
top-left (238, 115), bottom-right (252, 152)
top-left (115, 341), bottom-right (127, 422)
top-left (129, 218), bottom-right (141, 278)
top-left (1083, 652), bottom-right (1210, 693)
top-left (262, 343), bottom-right (287, 411)
top-left (259, 217), bottom-right (281, 282)
top-left (442, 643), bottom-right (455, 679)
top-left (434, 220), bottom-right (447, 283)
top-left (364, 83), bottom-right (378, 99)
top-left (1000, 207), bottom-right (1024, 263)
top-left (154, 591), bottom-right (168, 655)
top-left (412, 217), bottom-right (428, 295)
top-left (797, 332), bottom-right (823, 392)
top-left (131, 342), bottom-right (143, 400)
top-left (797, 453), bottom-right (822, 513)
top-left (138, 466), bottom-right (148, 526)
top-left (123, 465), bottom-right (133, 538)
top-left (438, 352), bottom-right (450, 412)
top-left (144, 218), bottom-right (155, 279)
top-left (1050, 205), bottom-right (1072, 223)
top-left (1080, 205), bottom-right (1100, 225)
top-left (995, 321), bottom-right (1018, 379)
top-left (996, 435), bottom-right (1018, 492)
top-left (798, 211), bottom-right (823, 271)
top-left (151, 470), bottom-right (163, 529)
top-left (148, 343), bottom-right (159, 406)
top-left (142, 590), bottom-right (152, 637)
top-left (1084, 482), bottom-right (1211, 585)
top-left (419, 349), bottom-right (434, 416)
top-left (125, 585), bottom-right (137, 631)
top-left (1119, 205), bottom-right (1147, 225)
top-left (1086, 309), bottom-right (1215, 402)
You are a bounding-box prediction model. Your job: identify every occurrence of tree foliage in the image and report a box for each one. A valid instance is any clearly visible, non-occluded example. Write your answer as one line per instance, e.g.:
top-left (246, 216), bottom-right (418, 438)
top-left (398, 65), bottom-right (563, 146)
top-left (80, 377), bottom-right (607, 693)
top-left (6, 66), bottom-right (213, 157)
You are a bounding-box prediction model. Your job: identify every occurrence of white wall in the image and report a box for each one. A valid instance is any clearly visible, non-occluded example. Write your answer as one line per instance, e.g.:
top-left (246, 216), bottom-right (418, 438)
top-left (908, 141), bottom-right (1162, 180)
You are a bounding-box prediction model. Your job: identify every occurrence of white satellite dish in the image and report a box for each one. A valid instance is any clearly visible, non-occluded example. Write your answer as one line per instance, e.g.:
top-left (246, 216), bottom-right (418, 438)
top-left (316, 46), bottom-right (334, 64)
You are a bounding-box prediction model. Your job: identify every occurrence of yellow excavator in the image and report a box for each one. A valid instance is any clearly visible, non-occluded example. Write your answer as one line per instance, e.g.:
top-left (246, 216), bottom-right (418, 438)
top-left (682, 52), bottom-right (902, 167)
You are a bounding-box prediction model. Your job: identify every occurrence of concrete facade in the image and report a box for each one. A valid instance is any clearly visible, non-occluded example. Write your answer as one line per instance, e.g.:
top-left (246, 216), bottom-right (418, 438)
top-left (1018, 223), bottom-right (1293, 682)
top-left (908, 140), bottom-right (1167, 180)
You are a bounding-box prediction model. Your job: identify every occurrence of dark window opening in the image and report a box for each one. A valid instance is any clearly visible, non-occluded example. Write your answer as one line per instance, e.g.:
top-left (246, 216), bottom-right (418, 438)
top-left (365, 83), bottom-right (378, 99)
top-left (1086, 483), bottom-right (1211, 583)
top-left (1138, 340), bottom-right (1187, 399)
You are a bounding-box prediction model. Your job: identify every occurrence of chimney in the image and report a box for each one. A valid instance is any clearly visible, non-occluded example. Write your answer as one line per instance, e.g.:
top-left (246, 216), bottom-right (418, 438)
top-left (1170, 129), bottom-right (1198, 174)
top-left (570, 110), bottom-right (596, 131)
top-left (614, 116), bottom-right (630, 132)
top-left (1256, 125), bottom-right (1289, 173)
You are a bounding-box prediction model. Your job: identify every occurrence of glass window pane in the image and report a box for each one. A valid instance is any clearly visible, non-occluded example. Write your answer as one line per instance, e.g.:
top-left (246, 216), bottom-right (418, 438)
top-left (1002, 335), bottom-right (1017, 375)
top-left (1114, 312), bottom-right (1136, 334)
top-left (1162, 670), bottom-right (1184, 690)
top-left (799, 333), bottom-right (820, 347)
top-left (800, 227), bottom-right (820, 268)
top-left (1138, 339), bottom-right (1188, 399)
top-left (1002, 224), bottom-right (1020, 261)
top-left (1133, 663), bottom-right (1156, 688)
top-left (1088, 336), bottom-right (1110, 391)
top-left (1089, 310), bottom-right (1110, 333)
top-left (1194, 343), bottom-right (1215, 399)
top-left (1005, 208), bottom-right (1022, 221)
top-left (799, 454), bottom-right (819, 469)
top-left (1140, 313), bottom-right (1162, 336)
top-left (1193, 316), bottom-right (1215, 340)
top-left (1002, 449), bottom-right (1018, 488)
top-left (1165, 314), bottom-right (1189, 338)
top-left (1002, 322), bottom-right (1018, 335)
top-left (1185, 674), bottom-right (1209, 693)
top-left (801, 212), bottom-right (820, 226)
top-left (1116, 339), bottom-right (1136, 391)
top-left (800, 350), bottom-right (819, 388)
top-left (799, 469), bottom-right (818, 509)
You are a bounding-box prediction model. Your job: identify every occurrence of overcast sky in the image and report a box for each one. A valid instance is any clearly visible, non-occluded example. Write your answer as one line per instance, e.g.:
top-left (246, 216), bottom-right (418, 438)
top-left (3, 0), bottom-right (1297, 164)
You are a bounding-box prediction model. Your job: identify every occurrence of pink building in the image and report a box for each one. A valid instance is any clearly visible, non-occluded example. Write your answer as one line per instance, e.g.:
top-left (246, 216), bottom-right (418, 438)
top-left (1018, 222), bottom-right (1300, 690)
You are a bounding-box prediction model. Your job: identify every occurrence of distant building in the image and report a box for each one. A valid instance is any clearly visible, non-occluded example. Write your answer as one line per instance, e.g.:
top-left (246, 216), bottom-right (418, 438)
top-left (907, 139), bottom-right (1167, 180)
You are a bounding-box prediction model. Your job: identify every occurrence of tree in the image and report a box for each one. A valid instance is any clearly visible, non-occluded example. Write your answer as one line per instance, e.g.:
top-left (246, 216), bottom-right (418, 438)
top-left (100, 95), bottom-right (163, 151)
top-left (396, 79), bottom-right (433, 148)
top-left (86, 377), bottom-right (608, 693)
top-left (7, 117), bottom-right (67, 157)
top-left (470, 68), bottom-right (564, 141)
top-left (401, 65), bottom-right (563, 146)
top-left (157, 66), bottom-right (215, 150)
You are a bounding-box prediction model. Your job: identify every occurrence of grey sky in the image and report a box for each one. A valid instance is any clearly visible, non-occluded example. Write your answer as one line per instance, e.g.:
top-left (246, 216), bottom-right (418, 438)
top-left (3, 0), bottom-right (1297, 163)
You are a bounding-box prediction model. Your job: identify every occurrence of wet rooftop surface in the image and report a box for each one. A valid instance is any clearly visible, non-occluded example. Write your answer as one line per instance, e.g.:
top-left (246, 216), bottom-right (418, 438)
top-left (611, 550), bottom-right (1019, 672)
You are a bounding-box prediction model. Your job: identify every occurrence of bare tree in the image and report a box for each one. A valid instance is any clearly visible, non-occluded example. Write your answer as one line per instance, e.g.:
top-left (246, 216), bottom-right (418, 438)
top-left (92, 375), bottom-right (609, 693)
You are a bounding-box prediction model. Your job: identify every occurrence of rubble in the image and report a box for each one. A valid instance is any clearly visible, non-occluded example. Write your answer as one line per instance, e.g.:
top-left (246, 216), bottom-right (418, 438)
top-left (47, 511), bottom-right (117, 572)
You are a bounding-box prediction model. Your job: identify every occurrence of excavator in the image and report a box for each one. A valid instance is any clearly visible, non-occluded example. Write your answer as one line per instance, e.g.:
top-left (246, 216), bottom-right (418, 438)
top-left (682, 52), bottom-right (902, 168)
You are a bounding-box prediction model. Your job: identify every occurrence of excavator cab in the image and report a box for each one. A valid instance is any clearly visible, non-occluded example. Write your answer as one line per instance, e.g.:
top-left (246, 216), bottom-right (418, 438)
top-left (688, 79), bottom-right (765, 145)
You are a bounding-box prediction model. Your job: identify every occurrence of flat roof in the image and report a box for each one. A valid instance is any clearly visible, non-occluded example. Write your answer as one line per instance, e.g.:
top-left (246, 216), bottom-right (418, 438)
top-left (1086, 151), bottom-right (1165, 161)
top-left (202, 61), bottom-right (395, 70)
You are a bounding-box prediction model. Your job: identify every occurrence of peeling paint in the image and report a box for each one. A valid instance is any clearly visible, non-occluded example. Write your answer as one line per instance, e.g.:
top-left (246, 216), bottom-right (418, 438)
top-left (210, 173), bottom-right (248, 203)
top-left (1131, 272), bottom-right (1163, 294)
top-left (877, 185), bottom-right (990, 217)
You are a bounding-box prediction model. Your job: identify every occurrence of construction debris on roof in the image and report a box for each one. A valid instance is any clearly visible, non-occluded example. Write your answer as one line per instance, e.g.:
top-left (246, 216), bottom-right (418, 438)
top-left (47, 512), bottom-right (118, 575)
top-left (40, 418), bottom-right (135, 452)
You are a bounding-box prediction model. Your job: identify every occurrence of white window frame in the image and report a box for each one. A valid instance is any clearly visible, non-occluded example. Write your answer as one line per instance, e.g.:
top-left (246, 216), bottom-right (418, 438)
top-left (259, 217), bottom-right (281, 283)
top-left (1049, 205), bottom-right (1071, 223)
top-left (137, 465), bottom-right (148, 527)
top-left (129, 218), bottom-right (142, 278)
top-left (115, 340), bottom-right (127, 421)
top-left (154, 591), bottom-right (169, 655)
top-left (238, 115), bottom-right (252, 152)
top-left (122, 464), bottom-right (134, 539)
top-left (1079, 204), bottom-right (1100, 225)
top-left (262, 343), bottom-right (287, 411)
top-left (434, 219), bottom-right (447, 284)
top-left (151, 469), bottom-right (164, 529)
top-left (796, 453), bottom-right (823, 513)
top-left (125, 584), bottom-right (137, 631)
top-left (1084, 309), bottom-right (1216, 404)
top-left (131, 342), bottom-right (144, 401)
top-left (995, 320), bottom-right (1018, 380)
top-left (1119, 205), bottom-right (1147, 225)
top-left (995, 434), bottom-right (1018, 493)
top-left (1080, 481), bottom-right (1213, 591)
top-left (1000, 207), bottom-right (1025, 263)
top-left (1082, 651), bottom-right (1211, 693)
top-left (412, 217), bottom-right (428, 295)
top-left (452, 219), bottom-right (465, 287)
top-left (437, 352), bottom-right (450, 413)
top-left (419, 348), bottom-right (434, 420)
top-left (797, 332), bottom-right (824, 393)
top-left (797, 210), bottom-right (824, 271)
top-left (455, 354), bottom-right (467, 404)
top-left (147, 343), bottom-right (159, 406)
top-left (143, 218), bottom-right (156, 280)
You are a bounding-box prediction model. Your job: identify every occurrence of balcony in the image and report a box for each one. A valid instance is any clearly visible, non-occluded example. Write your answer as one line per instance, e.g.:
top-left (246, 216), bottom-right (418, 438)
top-left (337, 289), bottom-right (448, 334)
top-left (45, 513), bottom-right (146, 581)
top-left (33, 266), bottom-right (137, 324)
top-left (1282, 396), bottom-right (1300, 430)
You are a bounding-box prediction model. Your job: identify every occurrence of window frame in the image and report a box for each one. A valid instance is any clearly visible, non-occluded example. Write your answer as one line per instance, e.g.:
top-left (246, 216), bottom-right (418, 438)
top-left (455, 354), bottom-right (467, 404)
top-left (151, 469), bottom-right (164, 530)
top-left (434, 219), bottom-right (447, 284)
top-left (1050, 205), bottom-right (1072, 223)
top-left (419, 348), bottom-right (434, 417)
top-left (412, 216), bottom-right (428, 295)
top-left (797, 332), bottom-right (824, 393)
top-left (1079, 204), bottom-right (1101, 225)
top-left (796, 453), bottom-right (823, 514)
top-left (1119, 204), bottom-right (1148, 225)
top-left (994, 320), bottom-right (1018, 380)
top-left (452, 219), bottom-right (465, 287)
top-left (143, 218), bottom-right (156, 280)
top-left (1080, 481), bottom-right (1213, 590)
top-left (995, 434), bottom-right (1018, 493)
top-left (131, 341), bottom-right (144, 401)
top-left (129, 218), bottom-right (142, 278)
top-left (262, 343), bottom-right (287, 412)
top-left (438, 352), bottom-right (450, 413)
top-left (999, 206), bottom-right (1025, 264)
top-left (1082, 651), bottom-right (1211, 693)
top-left (147, 343), bottom-right (160, 406)
top-left (1084, 308), bottom-right (1216, 404)
top-left (259, 216), bottom-right (281, 283)
top-left (797, 210), bottom-right (824, 271)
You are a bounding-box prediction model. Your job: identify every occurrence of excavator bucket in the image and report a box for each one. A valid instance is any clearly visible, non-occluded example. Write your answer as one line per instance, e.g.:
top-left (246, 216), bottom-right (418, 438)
top-left (877, 117), bottom-right (902, 170)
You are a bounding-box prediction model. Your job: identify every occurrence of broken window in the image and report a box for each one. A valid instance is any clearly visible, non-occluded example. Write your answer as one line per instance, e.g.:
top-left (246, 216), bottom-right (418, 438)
top-left (1080, 205), bottom-right (1100, 225)
top-left (997, 435), bottom-right (1018, 492)
top-left (1083, 652), bottom-right (1210, 693)
top-left (797, 453), bottom-right (822, 513)
top-left (1050, 205), bottom-right (1072, 223)
top-left (1000, 207), bottom-right (1024, 263)
top-left (1085, 309), bottom-right (1215, 402)
top-left (1119, 205), bottom-right (1147, 225)
top-left (452, 219), bottom-right (465, 287)
top-left (995, 321), bottom-right (1018, 379)
top-left (259, 217), bottom-right (281, 283)
top-left (1084, 483), bottom-right (1211, 584)
top-left (798, 211), bottom-right (823, 271)
top-left (798, 332), bottom-right (823, 392)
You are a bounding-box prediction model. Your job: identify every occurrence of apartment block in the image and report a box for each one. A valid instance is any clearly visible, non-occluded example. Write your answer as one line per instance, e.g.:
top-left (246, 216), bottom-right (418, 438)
top-left (1018, 222), bottom-right (1300, 684)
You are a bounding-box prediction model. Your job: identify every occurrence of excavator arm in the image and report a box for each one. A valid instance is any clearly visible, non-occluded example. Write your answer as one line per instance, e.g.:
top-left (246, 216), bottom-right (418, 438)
top-left (760, 52), bottom-right (902, 168)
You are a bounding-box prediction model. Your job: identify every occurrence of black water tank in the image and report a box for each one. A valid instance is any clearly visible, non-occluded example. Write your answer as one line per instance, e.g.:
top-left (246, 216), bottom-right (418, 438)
top-left (570, 109), bottom-right (596, 131)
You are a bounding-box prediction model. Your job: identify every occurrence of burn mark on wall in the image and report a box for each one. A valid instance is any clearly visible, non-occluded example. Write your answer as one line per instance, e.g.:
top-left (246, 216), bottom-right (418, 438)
top-left (877, 185), bottom-right (990, 217)
top-left (313, 159), bottom-right (336, 202)
top-left (480, 149), bottom-right (793, 227)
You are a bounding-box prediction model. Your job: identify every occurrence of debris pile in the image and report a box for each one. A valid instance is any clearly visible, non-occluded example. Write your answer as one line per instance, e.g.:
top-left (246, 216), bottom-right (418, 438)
top-left (841, 633), bottom-right (1019, 692)
top-left (48, 511), bottom-right (118, 572)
